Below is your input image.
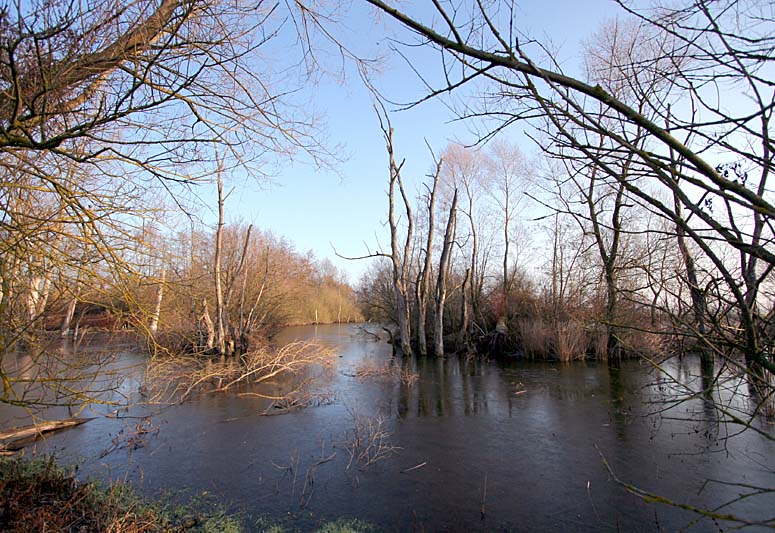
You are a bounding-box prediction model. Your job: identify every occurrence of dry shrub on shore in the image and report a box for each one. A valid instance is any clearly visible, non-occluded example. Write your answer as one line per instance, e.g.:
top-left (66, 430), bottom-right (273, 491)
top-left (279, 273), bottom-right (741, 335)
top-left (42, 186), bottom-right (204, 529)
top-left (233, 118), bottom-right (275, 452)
top-left (0, 457), bottom-right (241, 532)
top-left (0, 457), bottom-right (159, 532)
top-left (617, 327), bottom-right (666, 357)
top-left (146, 341), bottom-right (335, 402)
top-left (518, 318), bottom-right (553, 358)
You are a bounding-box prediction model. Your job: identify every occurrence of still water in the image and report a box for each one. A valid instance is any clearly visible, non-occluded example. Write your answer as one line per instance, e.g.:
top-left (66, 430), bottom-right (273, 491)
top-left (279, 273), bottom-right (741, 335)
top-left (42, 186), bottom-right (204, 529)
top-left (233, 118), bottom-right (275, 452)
top-left (3, 323), bottom-right (774, 531)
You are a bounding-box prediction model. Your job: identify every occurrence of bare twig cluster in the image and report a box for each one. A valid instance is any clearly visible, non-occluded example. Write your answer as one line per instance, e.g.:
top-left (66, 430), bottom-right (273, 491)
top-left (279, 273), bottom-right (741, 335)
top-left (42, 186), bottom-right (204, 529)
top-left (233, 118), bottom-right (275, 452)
top-left (344, 411), bottom-right (401, 471)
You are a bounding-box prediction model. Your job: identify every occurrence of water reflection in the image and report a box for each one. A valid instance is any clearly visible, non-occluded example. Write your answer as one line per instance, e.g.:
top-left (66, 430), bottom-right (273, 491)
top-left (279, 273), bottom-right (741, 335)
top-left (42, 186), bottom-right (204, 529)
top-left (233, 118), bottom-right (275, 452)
top-left (2, 324), bottom-right (773, 531)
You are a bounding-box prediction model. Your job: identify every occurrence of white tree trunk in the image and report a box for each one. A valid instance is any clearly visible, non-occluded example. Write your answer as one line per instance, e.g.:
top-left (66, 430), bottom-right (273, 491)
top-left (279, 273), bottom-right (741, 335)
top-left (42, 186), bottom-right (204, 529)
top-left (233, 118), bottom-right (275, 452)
top-left (61, 298), bottom-right (78, 337)
top-left (149, 268), bottom-right (166, 333)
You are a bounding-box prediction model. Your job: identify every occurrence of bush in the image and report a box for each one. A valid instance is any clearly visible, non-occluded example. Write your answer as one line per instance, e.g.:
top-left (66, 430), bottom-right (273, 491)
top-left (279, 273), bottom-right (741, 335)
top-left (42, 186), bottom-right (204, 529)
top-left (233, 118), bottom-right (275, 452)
top-left (0, 456), bottom-right (242, 532)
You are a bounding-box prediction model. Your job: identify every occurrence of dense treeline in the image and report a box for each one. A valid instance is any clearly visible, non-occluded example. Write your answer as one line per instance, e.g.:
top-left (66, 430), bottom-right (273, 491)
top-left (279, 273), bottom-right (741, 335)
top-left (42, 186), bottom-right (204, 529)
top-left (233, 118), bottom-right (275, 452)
top-left (0, 218), bottom-right (361, 343)
top-left (357, 137), bottom-right (666, 361)
top-left (144, 223), bottom-right (362, 343)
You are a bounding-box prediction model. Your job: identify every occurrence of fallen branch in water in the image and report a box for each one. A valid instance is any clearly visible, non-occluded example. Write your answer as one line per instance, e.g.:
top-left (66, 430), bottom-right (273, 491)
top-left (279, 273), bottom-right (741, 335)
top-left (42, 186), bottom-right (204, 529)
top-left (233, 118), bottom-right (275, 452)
top-left (146, 341), bottom-right (335, 403)
top-left (595, 444), bottom-right (775, 528)
top-left (0, 417), bottom-right (94, 453)
top-left (356, 325), bottom-right (382, 342)
top-left (401, 462), bottom-right (426, 473)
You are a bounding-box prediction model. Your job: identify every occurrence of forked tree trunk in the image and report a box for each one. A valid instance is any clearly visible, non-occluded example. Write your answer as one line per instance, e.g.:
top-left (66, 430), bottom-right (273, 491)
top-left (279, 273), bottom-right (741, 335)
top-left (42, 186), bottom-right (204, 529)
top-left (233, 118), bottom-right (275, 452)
top-left (416, 159), bottom-right (442, 356)
top-left (434, 190), bottom-right (458, 357)
top-left (200, 298), bottom-right (215, 351)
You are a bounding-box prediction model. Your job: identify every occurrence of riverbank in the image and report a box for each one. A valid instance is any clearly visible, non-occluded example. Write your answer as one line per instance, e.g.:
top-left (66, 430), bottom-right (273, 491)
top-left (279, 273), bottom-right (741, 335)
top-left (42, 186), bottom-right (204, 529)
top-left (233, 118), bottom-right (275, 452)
top-left (0, 456), bottom-right (378, 532)
top-left (0, 456), bottom-right (238, 532)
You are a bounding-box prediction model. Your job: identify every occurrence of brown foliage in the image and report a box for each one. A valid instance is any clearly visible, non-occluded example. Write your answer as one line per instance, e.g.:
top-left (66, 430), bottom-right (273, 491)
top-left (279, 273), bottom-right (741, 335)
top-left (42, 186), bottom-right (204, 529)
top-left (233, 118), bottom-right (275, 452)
top-left (0, 458), bottom-right (160, 532)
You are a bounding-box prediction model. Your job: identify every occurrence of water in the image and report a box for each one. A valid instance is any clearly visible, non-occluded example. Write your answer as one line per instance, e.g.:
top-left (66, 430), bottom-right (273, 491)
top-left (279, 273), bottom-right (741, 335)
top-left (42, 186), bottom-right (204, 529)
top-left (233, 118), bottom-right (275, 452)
top-left (2, 324), bottom-right (774, 531)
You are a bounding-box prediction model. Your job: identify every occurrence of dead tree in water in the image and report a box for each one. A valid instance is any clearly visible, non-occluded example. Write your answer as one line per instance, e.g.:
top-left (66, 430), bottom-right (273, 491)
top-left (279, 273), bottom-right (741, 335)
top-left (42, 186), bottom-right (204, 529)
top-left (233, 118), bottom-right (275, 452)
top-left (212, 167), bottom-right (254, 356)
top-left (415, 158), bottom-right (442, 356)
top-left (378, 107), bottom-right (414, 356)
top-left (435, 189), bottom-right (458, 357)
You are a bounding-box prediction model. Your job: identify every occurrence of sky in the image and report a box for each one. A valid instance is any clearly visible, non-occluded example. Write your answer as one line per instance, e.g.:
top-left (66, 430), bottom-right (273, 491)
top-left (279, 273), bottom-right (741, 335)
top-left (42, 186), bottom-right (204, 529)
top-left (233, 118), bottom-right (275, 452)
top-left (214, 0), bottom-right (617, 284)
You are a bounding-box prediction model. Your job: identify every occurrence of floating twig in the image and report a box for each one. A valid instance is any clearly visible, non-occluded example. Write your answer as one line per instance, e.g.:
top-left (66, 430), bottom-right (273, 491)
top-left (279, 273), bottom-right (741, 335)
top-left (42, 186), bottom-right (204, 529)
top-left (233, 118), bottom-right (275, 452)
top-left (401, 462), bottom-right (427, 473)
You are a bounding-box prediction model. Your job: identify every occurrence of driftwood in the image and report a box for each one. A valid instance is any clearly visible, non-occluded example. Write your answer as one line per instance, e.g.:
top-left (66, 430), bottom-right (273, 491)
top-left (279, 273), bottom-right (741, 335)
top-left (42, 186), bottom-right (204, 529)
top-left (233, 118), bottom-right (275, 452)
top-left (0, 417), bottom-right (94, 452)
top-left (356, 325), bottom-right (382, 342)
top-left (382, 327), bottom-right (397, 356)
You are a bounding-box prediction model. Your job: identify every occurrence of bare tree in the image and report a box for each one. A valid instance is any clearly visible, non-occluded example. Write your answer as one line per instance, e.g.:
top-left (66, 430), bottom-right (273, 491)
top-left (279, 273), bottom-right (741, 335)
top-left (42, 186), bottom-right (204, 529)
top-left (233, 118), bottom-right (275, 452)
top-left (485, 139), bottom-right (531, 317)
top-left (415, 158), bottom-right (443, 355)
top-left (0, 0), bottom-right (335, 409)
top-left (441, 143), bottom-right (487, 342)
top-left (379, 110), bottom-right (414, 356)
top-left (435, 189), bottom-right (458, 357)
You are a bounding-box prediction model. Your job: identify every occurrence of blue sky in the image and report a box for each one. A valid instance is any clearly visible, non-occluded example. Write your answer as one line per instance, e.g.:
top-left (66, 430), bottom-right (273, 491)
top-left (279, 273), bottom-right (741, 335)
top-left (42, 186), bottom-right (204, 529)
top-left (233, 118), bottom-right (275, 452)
top-left (216, 0), bottom-right (616, 283)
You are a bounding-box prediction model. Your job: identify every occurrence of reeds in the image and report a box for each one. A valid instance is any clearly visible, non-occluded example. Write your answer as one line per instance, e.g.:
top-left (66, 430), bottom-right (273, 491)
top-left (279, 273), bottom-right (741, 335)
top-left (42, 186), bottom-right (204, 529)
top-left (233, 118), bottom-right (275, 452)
top-left (518, 318), bottom-right (588, 361)
top-left (353, 362), bottom-right (419, 385)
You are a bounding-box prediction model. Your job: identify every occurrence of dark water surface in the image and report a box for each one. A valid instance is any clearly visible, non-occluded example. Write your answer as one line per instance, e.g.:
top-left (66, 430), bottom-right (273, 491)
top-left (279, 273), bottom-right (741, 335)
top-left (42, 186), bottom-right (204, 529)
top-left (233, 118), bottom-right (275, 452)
top-left (2, 324), bottom-right (774, 531)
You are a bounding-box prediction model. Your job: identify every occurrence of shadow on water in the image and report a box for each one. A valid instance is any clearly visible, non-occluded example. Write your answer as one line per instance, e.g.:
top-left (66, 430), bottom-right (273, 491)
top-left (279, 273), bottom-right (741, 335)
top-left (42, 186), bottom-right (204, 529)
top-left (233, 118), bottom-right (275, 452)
top-left (3, 324), bottom-right (774, 531)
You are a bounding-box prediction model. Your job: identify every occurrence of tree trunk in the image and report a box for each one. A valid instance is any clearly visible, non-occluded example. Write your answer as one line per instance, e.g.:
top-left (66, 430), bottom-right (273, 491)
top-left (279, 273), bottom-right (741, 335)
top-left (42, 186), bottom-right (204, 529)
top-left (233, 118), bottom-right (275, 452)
top-left (603, 266), bottom-right (618, 358)
top-left (37, 276), bottom-right (52, 317)
top-left (417, 159), bottom-right (442, 355)
top-left (459, 267), bottom-right (471, 349)
top-left (675, 205), bottom-right (709, 360)
top-left (462, 182), bottom-right (478, 338)
top-left (200, 298), bottom-right (215, 351)
top-left (26, 276), bottom-right (43, 323)
top-left (502, 194), bottom-right (510, 316)
top-left (214, 174), bottom-right (227, 355)
top-left (149, 268), bottom-right (166, 334)
top-left (60, 298), bottom-right (78, 338)
top-left (435, 190), bottom-right (458, 357)
top-left (381, 117), bottom-right (414, 356)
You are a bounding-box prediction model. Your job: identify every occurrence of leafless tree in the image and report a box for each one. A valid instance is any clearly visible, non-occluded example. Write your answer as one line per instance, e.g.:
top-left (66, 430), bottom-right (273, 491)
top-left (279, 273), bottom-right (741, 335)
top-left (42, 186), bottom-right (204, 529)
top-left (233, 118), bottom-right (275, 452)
top-left (415, 158), bottom-right (443, 355)
top-left (435, 189), bottom-right (458, 357)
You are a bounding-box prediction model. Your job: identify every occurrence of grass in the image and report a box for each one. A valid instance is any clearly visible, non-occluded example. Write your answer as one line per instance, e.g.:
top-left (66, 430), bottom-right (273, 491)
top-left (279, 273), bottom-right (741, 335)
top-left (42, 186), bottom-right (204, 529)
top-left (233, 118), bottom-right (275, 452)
top-left (0, 456), bottom-right (381, 532)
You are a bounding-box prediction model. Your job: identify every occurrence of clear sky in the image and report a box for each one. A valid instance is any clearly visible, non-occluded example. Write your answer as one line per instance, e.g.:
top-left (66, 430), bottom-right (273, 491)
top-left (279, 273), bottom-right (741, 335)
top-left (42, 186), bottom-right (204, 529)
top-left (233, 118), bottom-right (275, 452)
top-left (215, 0), bottom-right (616, 284)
